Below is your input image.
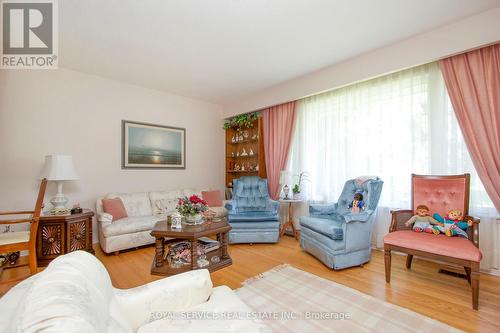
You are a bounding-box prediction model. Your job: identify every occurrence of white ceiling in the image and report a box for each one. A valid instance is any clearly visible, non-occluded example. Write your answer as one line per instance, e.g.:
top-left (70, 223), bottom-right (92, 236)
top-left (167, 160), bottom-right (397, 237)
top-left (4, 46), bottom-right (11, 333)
top-left (59, 0), bottom-right (500, 104)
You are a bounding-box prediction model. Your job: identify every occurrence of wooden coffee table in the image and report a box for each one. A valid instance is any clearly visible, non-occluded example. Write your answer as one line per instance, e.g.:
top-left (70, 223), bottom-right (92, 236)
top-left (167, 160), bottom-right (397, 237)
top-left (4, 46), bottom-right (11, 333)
top-left (150, 217), bottom-right (232, 276)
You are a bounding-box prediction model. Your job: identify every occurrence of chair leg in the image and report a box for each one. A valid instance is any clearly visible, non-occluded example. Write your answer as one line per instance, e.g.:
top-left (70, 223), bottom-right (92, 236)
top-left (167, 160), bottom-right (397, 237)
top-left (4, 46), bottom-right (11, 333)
top-left (384, 246), bottom-right (391, 283)
top-left (406, 254), bottom-right (413, 269)
top-left (28, 252), bottom-right (37, 275)
top-left (471, 263), bottom-right (480, 310)
top-left (464, 266), bottom-right (471, 284)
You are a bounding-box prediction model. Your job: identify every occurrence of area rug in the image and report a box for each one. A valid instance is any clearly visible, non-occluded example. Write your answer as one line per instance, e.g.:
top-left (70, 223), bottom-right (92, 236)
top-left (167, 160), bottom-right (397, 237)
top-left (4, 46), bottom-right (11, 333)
top-left (236, 264), bottom-right (462, 333)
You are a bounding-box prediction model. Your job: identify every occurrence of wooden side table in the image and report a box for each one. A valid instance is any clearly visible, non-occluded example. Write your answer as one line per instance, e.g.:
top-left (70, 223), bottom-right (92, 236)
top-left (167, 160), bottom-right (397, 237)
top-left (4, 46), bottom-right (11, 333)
top-left (279, 199), bottom-right (302, 240)
top-left (150, 218), bottom-right (232, 276)
top-left (37, 209), bottom-right (94, 266)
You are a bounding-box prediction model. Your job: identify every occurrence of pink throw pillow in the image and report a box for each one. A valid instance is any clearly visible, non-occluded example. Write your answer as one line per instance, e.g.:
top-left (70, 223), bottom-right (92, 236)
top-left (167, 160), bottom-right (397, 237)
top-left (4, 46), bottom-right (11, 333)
top-left (102, 197), bottom-right (128, 221)
top-left (202, 190), bottom-right (223, 207)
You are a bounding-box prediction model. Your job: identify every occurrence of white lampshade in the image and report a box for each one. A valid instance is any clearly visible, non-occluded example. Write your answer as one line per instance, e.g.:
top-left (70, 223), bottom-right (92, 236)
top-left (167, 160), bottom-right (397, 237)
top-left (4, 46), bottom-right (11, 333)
top-left (279, 170), bottom-right (291, 185)
top-left (41, 155), bottom-right (79, 181)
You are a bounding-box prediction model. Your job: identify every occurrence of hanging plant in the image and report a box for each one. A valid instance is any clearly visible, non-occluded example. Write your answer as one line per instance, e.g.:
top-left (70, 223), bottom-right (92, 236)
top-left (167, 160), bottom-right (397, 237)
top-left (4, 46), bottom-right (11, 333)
top-left (223, 112), bottom-right (260, 133)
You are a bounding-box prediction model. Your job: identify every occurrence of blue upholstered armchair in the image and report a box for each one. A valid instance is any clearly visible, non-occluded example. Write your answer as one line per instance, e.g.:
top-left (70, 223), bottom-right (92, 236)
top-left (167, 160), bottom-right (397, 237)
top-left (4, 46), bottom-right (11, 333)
top-left (225, 176), bottom-right (280, 244)
top-left (299, 178), bottom-right (383, 269)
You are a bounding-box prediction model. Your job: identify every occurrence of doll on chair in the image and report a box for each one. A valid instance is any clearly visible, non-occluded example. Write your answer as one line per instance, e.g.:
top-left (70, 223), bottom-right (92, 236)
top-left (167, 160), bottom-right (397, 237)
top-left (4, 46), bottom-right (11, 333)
top-left (348, 192), bottom-right (364, 214)
top-left (405, 204), bottom-right (441, 234)
top-left (433, 209), bottom-right (472, 239)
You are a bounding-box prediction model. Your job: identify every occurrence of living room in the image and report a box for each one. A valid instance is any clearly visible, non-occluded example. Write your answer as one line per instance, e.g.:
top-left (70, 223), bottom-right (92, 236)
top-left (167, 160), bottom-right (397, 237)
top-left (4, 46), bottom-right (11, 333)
top-left (0, 1), bottom-right (499, 332)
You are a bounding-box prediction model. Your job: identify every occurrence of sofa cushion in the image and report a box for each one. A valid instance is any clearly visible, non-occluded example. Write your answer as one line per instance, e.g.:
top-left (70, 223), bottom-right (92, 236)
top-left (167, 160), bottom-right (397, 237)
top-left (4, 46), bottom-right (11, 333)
top-left (202, 190), bottom-right (223, 207)
top-left (149, 190), bottom-right (183, 215)
top-left (228, 211), bottom-right (279, 222)
top-left (154, 198), bottom-right (179, 216)
top-left (102, 197), bottom-right (128, 221)
top-left (228, 221), bottom-right (280, 230)
top-left (101, 216), bottom-right (163, 237)
top-left (208, 206), bottom-right (227, 218)
top-left (384, 230), bottom-right (482, 262)
top-left (107, 192), bottom-right (152, 217)
top-left (300, 216), bottom-right (344, 240)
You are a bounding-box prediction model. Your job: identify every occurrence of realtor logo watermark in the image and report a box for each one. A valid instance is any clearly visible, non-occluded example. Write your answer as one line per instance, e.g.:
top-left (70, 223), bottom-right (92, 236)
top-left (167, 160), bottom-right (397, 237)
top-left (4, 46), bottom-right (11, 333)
top-left (1, 0), bottom-right (58, 69)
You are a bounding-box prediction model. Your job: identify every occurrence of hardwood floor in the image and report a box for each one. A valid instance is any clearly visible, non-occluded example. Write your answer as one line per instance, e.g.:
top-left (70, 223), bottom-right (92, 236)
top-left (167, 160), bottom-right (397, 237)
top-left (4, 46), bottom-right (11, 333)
top-left (2, 237), bottom-right (500, 332)
top-left (95, 237), bottom-right (500, 333)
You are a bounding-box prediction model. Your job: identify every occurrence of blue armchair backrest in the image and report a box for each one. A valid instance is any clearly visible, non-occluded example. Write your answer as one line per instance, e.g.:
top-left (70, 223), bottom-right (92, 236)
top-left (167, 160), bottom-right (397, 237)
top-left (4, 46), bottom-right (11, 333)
top-left (335, 178), bottom-right (384, 216)
top-left (232, 176), bottom-right (273, 212)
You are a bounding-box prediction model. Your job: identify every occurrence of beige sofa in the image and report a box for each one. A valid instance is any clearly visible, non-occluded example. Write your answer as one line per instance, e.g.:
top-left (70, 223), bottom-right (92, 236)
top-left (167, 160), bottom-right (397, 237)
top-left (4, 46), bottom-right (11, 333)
top-left (0, 251), bottom-right (268, 333)
top-left (96, 189), bottom-right (226, 254)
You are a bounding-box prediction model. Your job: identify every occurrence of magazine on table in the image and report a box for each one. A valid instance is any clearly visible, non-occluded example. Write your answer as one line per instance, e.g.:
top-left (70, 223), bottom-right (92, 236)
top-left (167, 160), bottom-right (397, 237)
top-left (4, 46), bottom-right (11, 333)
top-left (165, 238), bottom-right (220, 267)
top-left (197, 237), bottom-right (220, 253)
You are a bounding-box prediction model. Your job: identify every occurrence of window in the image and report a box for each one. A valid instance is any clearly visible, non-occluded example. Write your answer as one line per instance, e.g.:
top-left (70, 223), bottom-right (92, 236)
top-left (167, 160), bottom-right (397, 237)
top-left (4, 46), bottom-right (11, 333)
top-left (288, 62), bottom-right (492, 208)
top-left (287, 62), bottom-right (497, 262)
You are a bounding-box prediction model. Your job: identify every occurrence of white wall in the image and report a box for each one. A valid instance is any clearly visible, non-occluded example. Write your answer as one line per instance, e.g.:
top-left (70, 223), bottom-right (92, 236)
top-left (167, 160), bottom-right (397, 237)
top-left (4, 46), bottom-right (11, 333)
top-left (222, 7), bottom-right (500, 116)
top-left (0, 69), bottom-right (224, 243)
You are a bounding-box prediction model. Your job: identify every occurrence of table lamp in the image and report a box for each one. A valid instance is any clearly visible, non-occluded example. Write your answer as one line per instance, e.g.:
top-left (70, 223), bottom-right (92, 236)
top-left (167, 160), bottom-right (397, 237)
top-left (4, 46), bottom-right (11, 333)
top-left (41, 155), bottom-right (79, 210)
top-left (279, 170), bottom-right (291, 200)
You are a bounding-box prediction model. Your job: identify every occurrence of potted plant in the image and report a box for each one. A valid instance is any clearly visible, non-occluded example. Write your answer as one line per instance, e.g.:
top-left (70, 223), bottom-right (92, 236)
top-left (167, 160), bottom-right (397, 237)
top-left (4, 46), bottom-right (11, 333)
top-left (177, 195), bottom-right (208, 224)
top-left (223, 112), bottom-right (260, 133)
top-left (292, 172), bottom-right (309, 200)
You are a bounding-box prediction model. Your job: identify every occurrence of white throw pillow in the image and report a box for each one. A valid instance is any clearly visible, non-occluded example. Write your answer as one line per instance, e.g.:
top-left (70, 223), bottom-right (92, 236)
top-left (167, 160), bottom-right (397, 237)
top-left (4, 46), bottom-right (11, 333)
top-left (154, 199), bottom-right (178, 216)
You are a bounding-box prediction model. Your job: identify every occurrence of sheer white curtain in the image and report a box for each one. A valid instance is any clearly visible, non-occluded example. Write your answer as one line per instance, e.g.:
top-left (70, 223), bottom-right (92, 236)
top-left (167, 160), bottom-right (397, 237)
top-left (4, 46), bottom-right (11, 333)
top-left (287, 62), bottom-right (499, 270)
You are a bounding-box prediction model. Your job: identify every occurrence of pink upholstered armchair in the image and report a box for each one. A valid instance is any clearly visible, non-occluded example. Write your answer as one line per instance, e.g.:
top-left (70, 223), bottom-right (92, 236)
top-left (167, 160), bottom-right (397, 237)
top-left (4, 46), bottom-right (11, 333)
top-left (384, 174), bottom-right (482, 309)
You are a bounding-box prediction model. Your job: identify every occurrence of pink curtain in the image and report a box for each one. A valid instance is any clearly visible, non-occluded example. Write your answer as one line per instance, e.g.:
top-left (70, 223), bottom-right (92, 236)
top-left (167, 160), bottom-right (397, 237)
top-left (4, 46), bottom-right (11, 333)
top-left (439, 43), bottom-right (500, 212)
top-left (262, 101), bottom-right (297, 199)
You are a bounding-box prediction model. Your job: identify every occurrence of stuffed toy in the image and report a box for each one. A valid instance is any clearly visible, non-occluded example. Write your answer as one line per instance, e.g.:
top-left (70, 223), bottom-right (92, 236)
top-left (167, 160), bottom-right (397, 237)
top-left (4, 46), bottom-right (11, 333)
top-left (348, 192), bottom-right (364, 214)
top-left (433, 209), bottom-right (471, 238)
top-left (405, 204), bottom-right (441, 234)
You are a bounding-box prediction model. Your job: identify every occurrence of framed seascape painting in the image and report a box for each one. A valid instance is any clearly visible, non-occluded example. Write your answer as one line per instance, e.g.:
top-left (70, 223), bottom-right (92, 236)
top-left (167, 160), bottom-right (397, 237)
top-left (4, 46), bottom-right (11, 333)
top-left (122, 120), bottom-right (186, 169)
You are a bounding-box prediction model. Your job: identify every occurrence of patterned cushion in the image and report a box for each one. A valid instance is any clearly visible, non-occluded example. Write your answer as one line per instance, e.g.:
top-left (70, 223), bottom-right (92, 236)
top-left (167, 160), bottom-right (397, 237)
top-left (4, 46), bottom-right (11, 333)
top-left (149, 190), bottom-right (183, 215)
top-left (154, 198), bottom-right (178, 216)
top-left (106, 192), bottom-right (152, 217)
top-left (208, 206), bottom-right (227, 218)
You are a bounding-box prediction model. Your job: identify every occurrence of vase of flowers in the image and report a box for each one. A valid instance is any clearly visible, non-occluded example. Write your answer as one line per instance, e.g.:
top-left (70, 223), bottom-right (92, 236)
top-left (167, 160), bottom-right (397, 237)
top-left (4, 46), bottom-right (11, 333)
top-left (177, 195), bottom-right (208, 224)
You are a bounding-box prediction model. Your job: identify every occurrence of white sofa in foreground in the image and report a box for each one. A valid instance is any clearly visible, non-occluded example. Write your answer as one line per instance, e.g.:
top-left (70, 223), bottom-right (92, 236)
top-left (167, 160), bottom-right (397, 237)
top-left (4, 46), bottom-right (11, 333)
top-left (96, 189), bottom-right (227, 254)
top-left (0, 251), bottom-right (268, 333)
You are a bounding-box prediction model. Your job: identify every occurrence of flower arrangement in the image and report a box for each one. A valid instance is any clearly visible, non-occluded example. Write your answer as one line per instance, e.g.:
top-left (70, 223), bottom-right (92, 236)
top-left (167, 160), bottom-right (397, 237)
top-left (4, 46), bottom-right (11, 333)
top-left (177, 195), bottom-right (208, 216)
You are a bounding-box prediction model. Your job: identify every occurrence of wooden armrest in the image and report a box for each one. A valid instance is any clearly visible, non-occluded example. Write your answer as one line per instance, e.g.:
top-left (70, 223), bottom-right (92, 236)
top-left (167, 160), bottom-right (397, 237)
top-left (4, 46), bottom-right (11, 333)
top-left (0, 218), bottom-right (33, 224)
top-left (0, 211), bottom-right (34, 216)
top-left (389, 209), bottom-right (413, 232)
top-left (390, 209), bottom-right (413, 214)
top-left (465, 215), bottom-right (480, 248)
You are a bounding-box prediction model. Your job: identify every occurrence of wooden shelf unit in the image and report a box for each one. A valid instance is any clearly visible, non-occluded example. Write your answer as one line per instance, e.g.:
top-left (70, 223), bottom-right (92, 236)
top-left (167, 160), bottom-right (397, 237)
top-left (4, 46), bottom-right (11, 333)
top-left (225, 118), bottom-right (266, 190)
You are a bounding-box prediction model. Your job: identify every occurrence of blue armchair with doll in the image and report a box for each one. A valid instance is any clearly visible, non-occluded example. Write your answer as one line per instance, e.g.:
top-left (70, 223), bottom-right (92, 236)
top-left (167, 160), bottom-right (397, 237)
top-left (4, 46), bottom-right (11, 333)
top-left (299, 177), bottom-right (383, 270)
